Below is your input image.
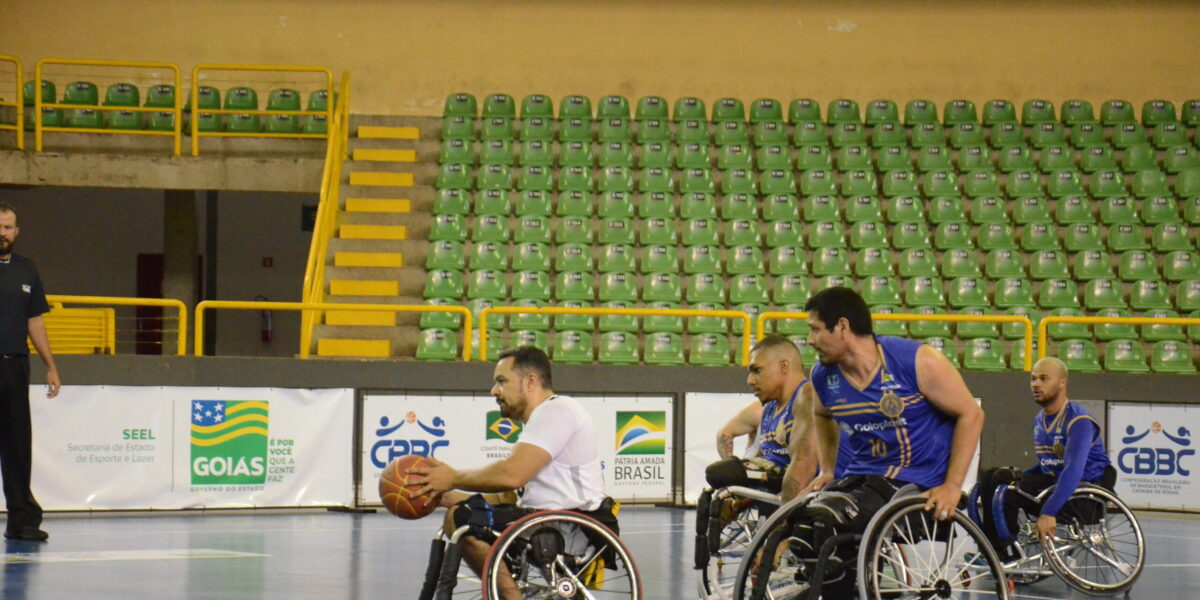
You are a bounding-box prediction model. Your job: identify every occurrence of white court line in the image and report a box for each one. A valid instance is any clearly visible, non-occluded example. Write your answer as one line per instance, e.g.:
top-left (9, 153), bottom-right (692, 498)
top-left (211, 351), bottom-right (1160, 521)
top-left (2, 548), bottom-right (267, 564)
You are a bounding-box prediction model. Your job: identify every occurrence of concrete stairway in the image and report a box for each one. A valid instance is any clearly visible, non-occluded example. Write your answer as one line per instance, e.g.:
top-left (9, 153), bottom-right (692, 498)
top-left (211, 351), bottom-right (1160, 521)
top-left (310, 115), bottom-right (441, 358)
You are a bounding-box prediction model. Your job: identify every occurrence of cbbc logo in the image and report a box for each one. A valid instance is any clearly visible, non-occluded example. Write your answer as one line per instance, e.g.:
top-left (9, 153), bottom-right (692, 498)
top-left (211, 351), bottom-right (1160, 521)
top-left (615, 411), bottom-right (666, 455)
top-left (1117, 421), bottom-right (1194, 477)
top-left (370, 411), bottom-right (448, 468)
top-left (486, 411), bottom-right (522, 443)
top-left (190, 400), bottom-right (268, 485)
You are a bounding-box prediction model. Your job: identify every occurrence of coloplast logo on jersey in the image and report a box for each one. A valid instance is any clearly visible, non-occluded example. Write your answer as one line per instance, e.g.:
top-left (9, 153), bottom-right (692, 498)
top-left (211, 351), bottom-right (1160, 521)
top-left (612, 411), bottom-right (667, 485)
top-left (481, 411), bottom-right (523, 460)
top-left (370, 411), bottom-right (448, 469)
top-left (190, 400), bottom-right (268, 486)
top-left (1118, 420), bottom-right (1194, 477)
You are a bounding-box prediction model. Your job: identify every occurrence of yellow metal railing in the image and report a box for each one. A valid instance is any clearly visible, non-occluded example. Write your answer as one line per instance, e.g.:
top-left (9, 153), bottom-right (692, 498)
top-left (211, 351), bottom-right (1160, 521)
top-left (1038, 315), bottom-right (1200, 360)
top-left (299, 72), bottom-right (351, 356)
top-left (0, 55), bottom-right (23, 150)
top-left (34, 58), bottom-right (183, 155)
top-left (47, 295), bottom-right (188, 356)
top-left (479, 306), bottom-right (754, 365)
top-left (196, 300), bottom-right (472, 360)
top-left (190, 64), bottom-right (334, 156)
top-left (756, 311), bottom-right (1035, 371)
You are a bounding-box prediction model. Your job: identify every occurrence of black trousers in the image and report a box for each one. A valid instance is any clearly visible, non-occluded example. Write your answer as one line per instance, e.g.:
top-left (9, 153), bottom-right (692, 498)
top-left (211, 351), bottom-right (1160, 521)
top-left (0, 355), bottom-right (42, 531)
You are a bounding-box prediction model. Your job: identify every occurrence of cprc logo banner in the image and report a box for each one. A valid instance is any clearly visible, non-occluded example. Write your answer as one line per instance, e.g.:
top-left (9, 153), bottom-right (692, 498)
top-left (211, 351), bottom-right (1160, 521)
top-left (1109, 402), bottom-right (1198, 511)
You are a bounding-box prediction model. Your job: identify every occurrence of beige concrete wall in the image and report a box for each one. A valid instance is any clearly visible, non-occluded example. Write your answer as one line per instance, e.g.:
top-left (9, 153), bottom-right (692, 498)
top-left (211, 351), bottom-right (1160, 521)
top-left (3, 0), bottom-right (1198, 116)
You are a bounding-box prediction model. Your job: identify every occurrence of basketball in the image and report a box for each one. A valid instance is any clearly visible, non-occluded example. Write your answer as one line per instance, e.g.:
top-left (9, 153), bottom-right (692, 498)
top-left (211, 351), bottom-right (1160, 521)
top-left (379, 454), bottom-right (440, 520)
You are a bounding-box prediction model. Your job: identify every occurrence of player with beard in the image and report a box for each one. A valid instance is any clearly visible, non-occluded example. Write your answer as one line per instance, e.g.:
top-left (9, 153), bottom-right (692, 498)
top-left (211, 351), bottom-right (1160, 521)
top-left (975, 357), bottom-right (1115, 559)
top-left (411, 346), bottom-right (616, 600)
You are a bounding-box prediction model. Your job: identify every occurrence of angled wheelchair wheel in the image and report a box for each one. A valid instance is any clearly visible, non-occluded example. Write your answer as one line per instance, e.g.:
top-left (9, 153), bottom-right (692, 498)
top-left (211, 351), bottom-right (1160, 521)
top-left (1006, 506), bottom-right (1052, 585)
top-left (730, 495), bottom-right (811, 600)
top-left (700, 501), bottom-right (766, 599)
top-left (1038, 485), bottom-right (1144, 596)
top-left (859, 496), bottom-right (1011, 600)
top-left (482, 510), bottom-right (642, 599)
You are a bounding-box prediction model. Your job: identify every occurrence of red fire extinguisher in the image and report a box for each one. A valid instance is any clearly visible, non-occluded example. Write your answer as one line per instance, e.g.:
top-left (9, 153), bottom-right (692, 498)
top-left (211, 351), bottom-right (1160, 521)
top-left (256, 295), bottom-right (272, 343)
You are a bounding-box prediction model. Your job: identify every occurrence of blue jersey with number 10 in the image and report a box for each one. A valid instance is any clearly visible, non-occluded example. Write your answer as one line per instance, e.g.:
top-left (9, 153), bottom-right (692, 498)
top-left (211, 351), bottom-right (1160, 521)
top-left (811, 336), bottom-right (955, 489)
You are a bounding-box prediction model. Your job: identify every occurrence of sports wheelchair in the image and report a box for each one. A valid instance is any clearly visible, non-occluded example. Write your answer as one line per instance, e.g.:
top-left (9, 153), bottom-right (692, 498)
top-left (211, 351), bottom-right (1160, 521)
top-left (967, 478), bottom-right (1145, 596)
top-left (731, 483), bottom-right (1012, 600)
top-left (418, 500), bottom-right (642, 599)
top-left (695, 485), bottom-right (783, 599)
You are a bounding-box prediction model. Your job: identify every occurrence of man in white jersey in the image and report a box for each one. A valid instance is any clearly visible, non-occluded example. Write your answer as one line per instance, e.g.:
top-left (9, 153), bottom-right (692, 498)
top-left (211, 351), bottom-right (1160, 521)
top-left (412, 346), bottom-right (615, 600)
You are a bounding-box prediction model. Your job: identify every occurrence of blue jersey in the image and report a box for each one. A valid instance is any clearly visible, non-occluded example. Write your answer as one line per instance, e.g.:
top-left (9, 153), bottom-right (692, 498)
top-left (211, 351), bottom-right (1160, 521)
top-left (758, 380), bottom-right (804, 469)
top-left (811, 336), bottom-right (955, 489)
top-left (1033, 402), bottom-right (1110, 481)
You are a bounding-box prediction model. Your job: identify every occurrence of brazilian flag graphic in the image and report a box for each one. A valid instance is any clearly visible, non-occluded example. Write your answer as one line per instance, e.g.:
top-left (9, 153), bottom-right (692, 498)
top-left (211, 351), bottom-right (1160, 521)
top-left (615, 411), bottom-right (666, 455)
top-left (486, 411), bottom-right (522, 442)
top-left (190, 400), bottom-right (269, 485)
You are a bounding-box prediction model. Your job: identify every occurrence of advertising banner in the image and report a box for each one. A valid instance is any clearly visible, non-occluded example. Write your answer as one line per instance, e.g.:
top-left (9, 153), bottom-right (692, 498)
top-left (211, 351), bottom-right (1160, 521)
top-left (1108, 402), bottom-right (1198, 511)
top-left (9, 386), bottom-right (354, 511)
top-left (682, 392), bottom-right (759, 505)
top-left (361, 393), bottom-right (673, 504)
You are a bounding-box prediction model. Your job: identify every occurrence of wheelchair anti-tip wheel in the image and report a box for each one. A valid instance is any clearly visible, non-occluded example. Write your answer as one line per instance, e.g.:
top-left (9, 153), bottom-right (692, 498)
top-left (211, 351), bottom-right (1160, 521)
top-left (858, 496), bottom-right (1011, 600)
top-left (482, 510), bottom-right (642, 599)
top-left (1037, 485), bottom-right (1144, 596)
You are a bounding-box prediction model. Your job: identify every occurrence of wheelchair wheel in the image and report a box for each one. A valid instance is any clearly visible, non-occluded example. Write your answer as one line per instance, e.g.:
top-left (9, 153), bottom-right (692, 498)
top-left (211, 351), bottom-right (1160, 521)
top-left (700, 501), bottom-right (764, 599)
top-left (1006, 507), bottom-right (1052, 585)
top-left (859, 496), bottom-right (1011, 600)
top-left (482, 510), bottom-right (642, 599)
top-left (1038, 486), bottom-right (1144, 596)
top-left (730, 495), bottom-right (811, 600)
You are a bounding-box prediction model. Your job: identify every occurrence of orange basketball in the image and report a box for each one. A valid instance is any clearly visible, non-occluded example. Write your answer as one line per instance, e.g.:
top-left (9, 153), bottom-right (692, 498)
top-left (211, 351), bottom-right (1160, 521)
top-left (379, 454), bottom-right (440, 520)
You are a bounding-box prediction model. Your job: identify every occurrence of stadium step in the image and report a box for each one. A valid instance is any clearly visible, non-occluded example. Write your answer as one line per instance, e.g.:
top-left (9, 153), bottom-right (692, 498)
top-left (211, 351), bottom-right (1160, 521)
top-left (348, 171), bottom-right (413, 187)
top-left (316, 338), bottom-right (391, 357)
top-left (334, 251), bottom-right (404, 268)
top-left (352, 148), bottom-right (416, 162)
top-left (324, 310), bottom-right (396, 327)
top-left (339, 224), bottom-right (407, 240)
top-left (345, 198), bottom-right (411, 213)
top-left (357, 125), bottom-right (419, 140)
top-left (329, 279), bottom-right (398, 296)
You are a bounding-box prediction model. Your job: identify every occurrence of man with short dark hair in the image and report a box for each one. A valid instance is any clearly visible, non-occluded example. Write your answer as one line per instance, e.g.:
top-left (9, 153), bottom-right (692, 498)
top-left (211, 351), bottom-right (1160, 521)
top-left (0, 202), bottom-right (59, 542)
top-left (412, 346), bottom-right (614, 600)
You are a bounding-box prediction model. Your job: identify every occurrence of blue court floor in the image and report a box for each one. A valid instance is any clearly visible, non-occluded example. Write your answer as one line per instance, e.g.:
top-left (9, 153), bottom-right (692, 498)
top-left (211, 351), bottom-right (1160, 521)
top-left (2, 506), bottom-right (1197, 599)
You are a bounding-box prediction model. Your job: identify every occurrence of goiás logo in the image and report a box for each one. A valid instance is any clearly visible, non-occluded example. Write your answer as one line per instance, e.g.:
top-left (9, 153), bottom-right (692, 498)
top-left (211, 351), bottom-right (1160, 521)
top-left (486, 411), bottom-right (522, 442)
top-left (191, 400), bottom-right (268, 485)
top-left (1118, 421), bottom-right (1194, 476)
top-left (612, 411), bottom-right (668, 483)
top-left (370, 411), bottom-right (448, 469)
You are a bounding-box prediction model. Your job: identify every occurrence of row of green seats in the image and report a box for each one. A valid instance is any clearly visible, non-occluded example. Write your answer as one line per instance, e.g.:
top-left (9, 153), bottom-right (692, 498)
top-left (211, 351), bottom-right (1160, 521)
top-left (23, 80), bottom-right (329, 111)
top-left (444, 94), bottom-right (1200, 128)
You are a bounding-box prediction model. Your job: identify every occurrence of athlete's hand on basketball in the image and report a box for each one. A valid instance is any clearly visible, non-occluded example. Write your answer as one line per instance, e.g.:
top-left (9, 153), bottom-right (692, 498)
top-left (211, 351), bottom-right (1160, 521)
top-left (921, 483), bottom-right (960, 521)
top-left (408, 457), bottom-right (456, 498)
top-left (1036, 514), bottom-right (1057, 540)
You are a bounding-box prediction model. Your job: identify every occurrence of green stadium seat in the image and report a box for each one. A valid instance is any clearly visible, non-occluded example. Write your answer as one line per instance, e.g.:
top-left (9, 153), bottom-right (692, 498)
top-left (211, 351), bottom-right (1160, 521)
top-left (899, 248), bottom-right (939, 278)
top-left (473, 163), bottom-right (510, 190)
top-left (513, 216), bottom-right (551, 244)
top-left (869, 305), bottom-right (907, 337)
top-left (905, 277), bottom-right (946, 307)
top-left (949, 123), bottom-right (986, 149)
top-left (1016, 98), bottom-right (1053, 125)
top-left (420, 297), bottom-right (465, 330)
top-left (643, 301), bottom-right (683, 334)
top-left (555, 271), bottom-right (595, 301)
top-left (516, 116), bottom-right (551, 142)
top-left (415, 328), bottom-right (458, 361)
top-left (721, 168), bottom-right (758, 195)
top-left (476, 189), bottom-right (511, 216)
top-left (958, 145), bottom-right (993, 172)
top-left (1153, 223), bottom-right (1192, 252)
top-left (794, 144), bottom-right (832, 171)
top-left (998, 146), bottom-right (1035, 173)
top-left (1064, 223), bottom-right (1104, 252)
top-left (904, 99), bottom-right (938, 125)
top-left (677, 168), bottom-right (714, 194)
top-left (639, 216), bottom-right (677, 246)
top-left (1100, 99), bottom-right (1135, 125)
top-left (553, 330), bottom-right (594, 365)
top-left (434, 187), bottom-right (471, 215)
top-left (761, 169), bottom-right (798, 197)
top-left (605, 142), bottom-right (643, 168)
top-left (806, 220), bottom-right (843, 248)
top-left (430, 213), bottom-right (469, 242)
top-left (930, 196), bottom-right (967, 224)
top-left (481, 116), bottom-right (516, 141)
top-left (817, 275), bottom-right (850, 293)
top-left (62, 80), bottom-right (99, 106)
top-left (849, 221), bottom-right (889, 249)
top-left (553, 140), bottom-right (592, 168)
top-left (598, 118), bottom-right (632, 143)
top-left (554, 215), bottom-right (591, 244)
top-left (718, 143), bottom-right (753, 170)
top-left (467, 268), bottom-right (507, 300)
top-left (1084, 278), bottom-right (1127, 310)
top-left (1178, 281), bottom-right (1200, 312)
top-left (1044, 307), bottom-right (1089, 340)
top-left (676, 119), bottom-right (709, 144)
top-left (1029, 123), bottom-right (1066, 149)
top-left (985, 249), bottom-right (1026, 279)
top-left (765, 220), bottom-right (803, 248)
top-left (514, 140), bottom-right (552, 166)
top-left (756, 143), bottom-right (791, 169)
top-left (598, 191), bottom-right (635, 218)
top-left (682, 217), bottom-right (719, 246)
top-left (1002, 306), bottom-right (1037, 341)
top-left (469, 240), bottom-right (508, 271)
top-left (861, 276), bottom-right (902, 306)
top-left (1058, 339), bottom-right (1103, 373)
top-left (724, 219), bottom-right (761, 247)
top-left (922, 170), bottom-right (959, 197)
top-left (516, 190), bottom-right (552, 216)
top-left (943, 99), bottom-right (978, 125)
top-left (770, 246), bottom-right (808, 276)
top-left (745, 97), bottom-right (782, 123)
top-left (594, 95), bottom-right (629, 120)
top-left (1152, 123), bottom-right (1189, 149)
top-left (864, 99), bottom-right (899, 125)
top-left (730, 274), bottom-right (769, 304)
top-left (948, 277), bottom-right (990, 308)
top-left (637, 119), bottom-right (670, 144)
top-left (1143, 196), bottom-right (1182, 225)
top-left (872, 124), bottom-right (907, 149)
top-left (714, 120), bottom-right (749, 146)
top-left (1012, 196), bottom-right (1052, 225)
top-left (1165, 251), bottom-right (1200, 282)
top-left (811, 247), bottom-right (852, 277)
top-left (509, 329), bottom-right (549, 353)
top-left (1118, 250), bottom-right (1159, 281)
top-left (989, 122), bottom-right (1025, 148)
top-left (964, 170), bottom-right (1004, 198)
top-left (554, 94), bottom-right (590, 120)
top-left (802, 195), bottom-right (841, 223)
top-left (1164, 147), bottom-right (1199, 174)
top-left (1130, 279), bottom-right (1172, 311)
top-left (1074, 249), bottom-right (1114, 281)
top-left (844, 196), bottom-right (883, 224)
top-left (826, 99), bottom-right (860, 124)
top-left (775, 304), bottom-right (812, 336)
top-left (760, 194), bottom-right (798, 222)
top-left (669, 96), bottom-right (704, 122)
top-left (909, 122), bottom-right (945, 148)
top-left (687, 273), bottom-right (726, 303)
top-left (916, 146), bottom-right (954, 172)
top-left (688, 302), bottom-right (728, 334)
top-left (982, 99), bottom-right (1017, 125)
top-left (423, 269), bottom-right (464, 300)
top-left (885, 196), bottom-right (926, 226)
top-left (1112, 123), bottom-right (1148, 149)
top-left (690, 334), bottom-right (732, 366)
top-left (638, 166), bottom-right (674, 194)
top-left (554, 243), bottom-right (592, 273)
top-left (643, 272), bottom-right (683, 303)
top-left (639, 244), bottom-right (676, 274)
top-left (426, 240), bottom-right (467, 271)
top-left (882, 170), bottom-right (920, 198)
top-left (440, 138), bottom-right (474, 165)
top-left (1108, 223), bottom-right (1148, 251)
top-left (1046, 170), bottom-right (1085, 198)
top-left (1090, 170), bottom-right (1129, 198)
top-left (598, 216), bottom-right (635, 245)
top-left (934, 221), bottom-right (975, 251)
top-left (1030, 249), bottom-right (1070, 280)
top-left (556, 301), bottom-right (595, 331)
top-left (855, 248), bottom-right (894, 277)
top-left (597, 243), bottom-right (636, 273)
top-left (512, 269), bottom-right (552, 301)
top-left (1142, 308), bottom-right (1187, 343)
top-left (515, 94), bottom-right (551, 119)
top-left (908, 306), bottom-right (952, 339)
top-left (727, 245), bottom-right (765, 275)
top-left (942, 248), bottom-right (982, 278)
top-left (798, 168), bottom-right (835, 197)
top-left (644, 332), bottom-right (685, 366)
top-left (962, 337), bottom-right (1006, 371)
top-left (1104, 339), bottom-right (1150, 373)
top-left (436, 163), bottom-right (473, 190)
top-left (977, 222), bottom-right (1018, 251)
top-left (830, 123), bottom-right (867, 147)
top-left (1151, 340), bottom-right (1197, 373)
top-left (556, 190), bottom-right (593, 217)
top-left (513, 241), bottom-right (551, 271)
top-left (1071, 123), bottom-right (1106, 149)
top-left (1040, 146), bottom-right (1075, 173)
top-left (1060, 99), bottom-right (1095, 125)
top-left (995, 277), bottom-right (1038, 308)
top-left (1037, 278), bottom-right (1080, 309)
top-left (631, 95), bottom-right (667, 121)
top-left (598, 330), bottom-right (640, 365)
top-left (555, 117), bottom-right (591, 143)
top-left (1053, 196), bottom-right (1092, 225)
top-left (1021, 222), bottom-right (1061, 251)
top-left (793, 121), bottom-right (827, 146)
top-left (1181, 100), bottom-right (1200, 126)
top-left (683, 245), bottom-right (721, 274)
top-left (954, 306), bottom-right (1000, 340)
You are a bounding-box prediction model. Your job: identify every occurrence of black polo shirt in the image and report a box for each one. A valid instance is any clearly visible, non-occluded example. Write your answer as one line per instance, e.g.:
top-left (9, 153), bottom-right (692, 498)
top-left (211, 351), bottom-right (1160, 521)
top-left (0, 254), bottom-right (50, 355)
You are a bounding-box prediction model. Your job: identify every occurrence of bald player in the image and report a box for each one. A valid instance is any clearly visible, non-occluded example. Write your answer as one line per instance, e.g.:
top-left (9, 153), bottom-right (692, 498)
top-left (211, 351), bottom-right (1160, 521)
top-left (708, 334), bottom-right (820, 502)
top-left (976, 357), bottom-right (1115, 560)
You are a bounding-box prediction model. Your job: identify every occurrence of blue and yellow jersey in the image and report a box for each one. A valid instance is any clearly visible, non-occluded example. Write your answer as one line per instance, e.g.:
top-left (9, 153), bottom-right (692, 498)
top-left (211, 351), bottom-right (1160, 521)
top-left (811, 336), bottom-right (954, 489)
top-left (758, 380), bottom-right (804, 469)
top-left (1033, 401), bottom-right (1110, 481)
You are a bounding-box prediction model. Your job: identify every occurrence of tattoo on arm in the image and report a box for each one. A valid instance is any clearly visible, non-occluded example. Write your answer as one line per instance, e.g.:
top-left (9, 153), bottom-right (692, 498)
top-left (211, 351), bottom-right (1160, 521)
top-left (717, 433), bottom-right (734, 459)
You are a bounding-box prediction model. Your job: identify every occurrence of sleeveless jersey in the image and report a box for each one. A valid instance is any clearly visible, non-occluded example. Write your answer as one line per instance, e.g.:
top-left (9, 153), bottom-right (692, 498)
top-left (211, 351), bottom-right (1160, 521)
top-left (811, 336), bottom-right (955, 488)
top-left (758, 380), bottom-right (804, 469)
top-left (1033, 401), bottom-right (1110, 481)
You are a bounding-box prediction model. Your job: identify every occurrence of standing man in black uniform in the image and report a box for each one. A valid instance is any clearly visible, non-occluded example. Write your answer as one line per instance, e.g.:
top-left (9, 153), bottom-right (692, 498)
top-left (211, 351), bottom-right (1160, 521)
top-left (0, 202), bottom-right (59, 542)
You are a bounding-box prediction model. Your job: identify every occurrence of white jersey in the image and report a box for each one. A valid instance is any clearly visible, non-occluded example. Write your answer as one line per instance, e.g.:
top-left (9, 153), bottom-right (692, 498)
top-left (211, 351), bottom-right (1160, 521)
top-left (515, 394), bottom-right (606, 511)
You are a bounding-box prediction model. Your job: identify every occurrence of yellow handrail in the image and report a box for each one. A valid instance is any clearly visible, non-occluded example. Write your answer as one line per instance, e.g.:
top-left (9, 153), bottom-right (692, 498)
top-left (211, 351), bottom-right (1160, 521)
top-left (196, 300), bottom-right (472, 360)
top-left (47, 294), bottom-right (188, 356)
top-left (299, 71), bottom-right (351, 356)
top-left (756, 311), bottom-right (1035, 371)
top-left (190, 63), bottom-right (334, 156)
top-left (34, 58), bottom-right (183, 155)
top-left (479, 306), bottom-right (754, 365)
top-left (0, 55), bottom-right (23, 150)
top-left (1038, 315), bottom-right (1200, 360)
